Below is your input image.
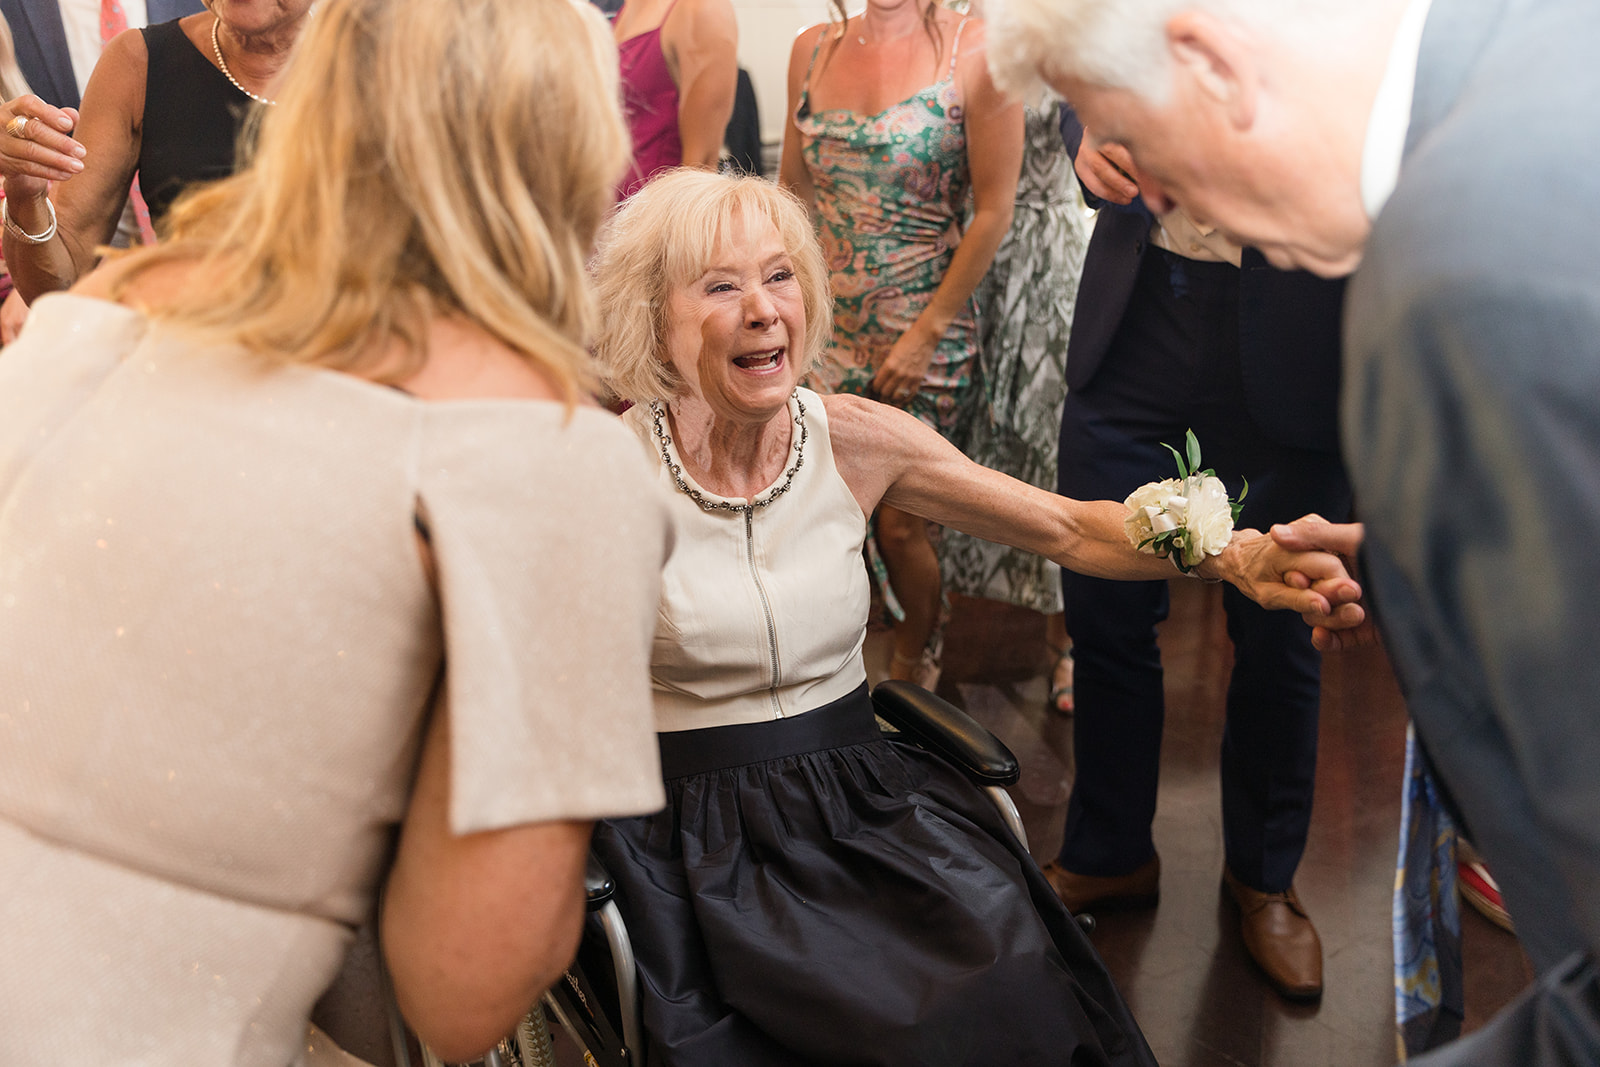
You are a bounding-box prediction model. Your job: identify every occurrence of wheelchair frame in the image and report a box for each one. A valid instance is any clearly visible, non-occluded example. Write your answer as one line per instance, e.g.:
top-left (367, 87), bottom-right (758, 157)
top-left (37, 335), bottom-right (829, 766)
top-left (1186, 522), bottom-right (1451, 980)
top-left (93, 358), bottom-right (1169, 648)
top-left (542, 680), bottom-right (1028, 1067)
top-left (392, 681), bottom-right (1033, 1067)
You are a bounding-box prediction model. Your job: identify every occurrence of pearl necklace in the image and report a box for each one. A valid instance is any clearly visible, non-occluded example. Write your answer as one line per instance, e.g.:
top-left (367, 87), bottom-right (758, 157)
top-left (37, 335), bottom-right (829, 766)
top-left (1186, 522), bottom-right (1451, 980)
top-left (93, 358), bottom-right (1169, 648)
top-left (211, 17), bottom-right (278, 106)
top-left (648, 392), bottom-right (808, 515)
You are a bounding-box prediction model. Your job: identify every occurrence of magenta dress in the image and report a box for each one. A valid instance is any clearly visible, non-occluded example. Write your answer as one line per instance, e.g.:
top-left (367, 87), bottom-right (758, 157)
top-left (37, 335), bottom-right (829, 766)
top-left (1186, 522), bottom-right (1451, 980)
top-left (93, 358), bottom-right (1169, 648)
top-left (615, 1), bottom-right (683, 202)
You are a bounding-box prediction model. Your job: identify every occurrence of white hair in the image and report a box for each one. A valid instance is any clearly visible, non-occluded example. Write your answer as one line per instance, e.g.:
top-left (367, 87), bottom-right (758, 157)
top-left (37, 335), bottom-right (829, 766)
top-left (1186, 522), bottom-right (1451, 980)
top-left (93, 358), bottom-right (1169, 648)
top-left (985, 0), bottom-right (1365, 103)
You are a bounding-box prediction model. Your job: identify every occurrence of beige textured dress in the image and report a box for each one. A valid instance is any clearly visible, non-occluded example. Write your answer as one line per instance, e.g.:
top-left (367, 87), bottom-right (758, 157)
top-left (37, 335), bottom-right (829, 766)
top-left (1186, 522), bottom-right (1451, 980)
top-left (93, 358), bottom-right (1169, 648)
top-left (0, 295), bottom-right (671, 1065)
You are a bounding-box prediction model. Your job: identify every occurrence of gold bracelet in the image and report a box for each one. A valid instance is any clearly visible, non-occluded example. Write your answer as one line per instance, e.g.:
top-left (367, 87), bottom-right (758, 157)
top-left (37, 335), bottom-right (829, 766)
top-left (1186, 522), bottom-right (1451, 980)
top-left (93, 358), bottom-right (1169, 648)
top-left (1, 196), bottom-right (57, 244)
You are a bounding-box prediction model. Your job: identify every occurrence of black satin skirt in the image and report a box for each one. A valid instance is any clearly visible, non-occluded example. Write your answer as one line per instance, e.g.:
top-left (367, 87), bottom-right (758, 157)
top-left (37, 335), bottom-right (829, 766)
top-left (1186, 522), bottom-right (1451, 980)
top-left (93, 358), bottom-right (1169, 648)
top-left (590, 684), bottom-right (1157, 1067)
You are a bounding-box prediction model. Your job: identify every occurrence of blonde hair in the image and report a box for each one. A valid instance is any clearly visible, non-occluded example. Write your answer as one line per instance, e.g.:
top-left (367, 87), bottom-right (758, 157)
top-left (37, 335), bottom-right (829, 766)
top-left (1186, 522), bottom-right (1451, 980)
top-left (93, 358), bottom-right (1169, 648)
top-left (592, 170), bottom-right (832, 407)
top-left (112, 0), bottom-right (628, 402)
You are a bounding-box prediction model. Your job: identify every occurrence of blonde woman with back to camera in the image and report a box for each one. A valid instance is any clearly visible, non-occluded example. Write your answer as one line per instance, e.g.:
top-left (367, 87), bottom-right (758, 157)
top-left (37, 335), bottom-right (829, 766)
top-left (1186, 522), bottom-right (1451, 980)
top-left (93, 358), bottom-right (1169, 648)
top-left (0, 1), bottom-right (671, 1063)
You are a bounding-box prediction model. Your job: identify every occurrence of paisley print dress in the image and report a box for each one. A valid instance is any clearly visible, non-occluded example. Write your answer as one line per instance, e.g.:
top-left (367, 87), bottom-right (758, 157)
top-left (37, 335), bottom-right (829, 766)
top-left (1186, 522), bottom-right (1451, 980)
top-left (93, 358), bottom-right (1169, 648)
top-left (794, 20), bottom-right (978, 442)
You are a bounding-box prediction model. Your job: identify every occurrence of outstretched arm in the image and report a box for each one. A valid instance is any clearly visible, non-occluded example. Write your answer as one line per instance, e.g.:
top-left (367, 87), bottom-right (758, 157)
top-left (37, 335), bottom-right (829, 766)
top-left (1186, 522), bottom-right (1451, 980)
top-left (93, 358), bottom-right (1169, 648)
top-left (827, 394), bottom-right (1360, 616)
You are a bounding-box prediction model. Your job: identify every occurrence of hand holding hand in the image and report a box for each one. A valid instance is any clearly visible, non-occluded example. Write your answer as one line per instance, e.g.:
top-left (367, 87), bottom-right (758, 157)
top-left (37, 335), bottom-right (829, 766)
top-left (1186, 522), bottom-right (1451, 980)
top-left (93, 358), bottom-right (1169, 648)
top-left (1073, 132), bottom-right (1140, 205)
top-left (870, 325), bottom-right (937, 407)
top-left (0, 96), bottom-right (84, 198)
top-left (1271, 515), bottom-right (1378, 651)
top-left (1203, 528), bottom-right (1365, 622)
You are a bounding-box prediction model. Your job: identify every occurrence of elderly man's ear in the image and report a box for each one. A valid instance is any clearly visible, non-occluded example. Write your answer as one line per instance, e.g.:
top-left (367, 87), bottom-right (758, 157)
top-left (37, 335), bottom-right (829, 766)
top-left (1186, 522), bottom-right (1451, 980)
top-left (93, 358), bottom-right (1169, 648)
top-left (1166, 10), bottom-right (1258, 130)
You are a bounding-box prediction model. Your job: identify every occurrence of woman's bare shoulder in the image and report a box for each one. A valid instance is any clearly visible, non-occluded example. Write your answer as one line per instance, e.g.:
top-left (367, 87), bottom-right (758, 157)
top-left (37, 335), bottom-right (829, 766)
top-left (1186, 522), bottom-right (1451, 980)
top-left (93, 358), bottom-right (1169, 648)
top-left (79, 27), bottom-right (149, 128)
top-left (96, 24), bottom-right (150, 70)
top-left (791, 20), bottom-right (829, 54)
top-left (667, 0), bottom-right (737, 32)
top-left (820, 392), bottom-right (910, 459)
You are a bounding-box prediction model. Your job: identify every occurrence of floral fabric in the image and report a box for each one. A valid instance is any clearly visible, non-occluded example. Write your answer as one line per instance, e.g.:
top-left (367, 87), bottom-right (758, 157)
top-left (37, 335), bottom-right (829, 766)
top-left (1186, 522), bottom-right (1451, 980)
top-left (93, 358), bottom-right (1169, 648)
top-left (794, 23), bottom-right (977, 442)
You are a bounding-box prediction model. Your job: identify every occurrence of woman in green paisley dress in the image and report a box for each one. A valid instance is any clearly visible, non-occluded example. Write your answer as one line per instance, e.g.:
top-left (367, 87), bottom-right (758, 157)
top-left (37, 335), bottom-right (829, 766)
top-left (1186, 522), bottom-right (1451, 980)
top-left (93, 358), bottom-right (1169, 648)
top-left (780, 0), bottom-right (1023, 683)
top-left (941, 94), bottom-right (1090, 711)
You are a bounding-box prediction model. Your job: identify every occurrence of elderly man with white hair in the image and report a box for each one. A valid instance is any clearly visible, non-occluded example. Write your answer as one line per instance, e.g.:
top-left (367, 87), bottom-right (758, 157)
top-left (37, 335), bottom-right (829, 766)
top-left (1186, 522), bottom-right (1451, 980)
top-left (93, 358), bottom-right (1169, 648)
top-left (986, 0), bottom-right (1600, 1062)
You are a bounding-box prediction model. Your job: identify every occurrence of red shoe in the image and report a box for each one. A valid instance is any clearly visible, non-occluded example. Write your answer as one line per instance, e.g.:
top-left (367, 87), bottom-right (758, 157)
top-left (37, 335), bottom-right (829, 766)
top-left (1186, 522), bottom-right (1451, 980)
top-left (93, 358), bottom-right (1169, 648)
top-left (1458, 842), bottom-right (1515, 934)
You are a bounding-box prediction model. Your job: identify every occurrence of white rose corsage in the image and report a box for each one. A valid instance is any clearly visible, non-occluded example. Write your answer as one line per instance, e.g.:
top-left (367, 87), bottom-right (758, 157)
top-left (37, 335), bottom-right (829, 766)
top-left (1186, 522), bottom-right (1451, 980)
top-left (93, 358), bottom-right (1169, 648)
top-left (1124, 430), bottom-right (1247, 574)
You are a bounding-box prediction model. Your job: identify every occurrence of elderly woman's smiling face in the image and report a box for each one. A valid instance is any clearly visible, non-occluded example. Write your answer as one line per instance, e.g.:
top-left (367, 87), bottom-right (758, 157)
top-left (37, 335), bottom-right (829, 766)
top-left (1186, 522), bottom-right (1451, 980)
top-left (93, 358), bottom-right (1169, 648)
top-left (664, 212), bottom-right (806, 425)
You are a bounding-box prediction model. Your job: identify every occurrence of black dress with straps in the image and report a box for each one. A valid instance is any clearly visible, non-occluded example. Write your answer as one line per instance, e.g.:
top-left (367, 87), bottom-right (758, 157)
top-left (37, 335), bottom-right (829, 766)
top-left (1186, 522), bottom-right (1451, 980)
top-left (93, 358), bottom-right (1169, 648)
top-left (138, 19), bottom-right (246, 229)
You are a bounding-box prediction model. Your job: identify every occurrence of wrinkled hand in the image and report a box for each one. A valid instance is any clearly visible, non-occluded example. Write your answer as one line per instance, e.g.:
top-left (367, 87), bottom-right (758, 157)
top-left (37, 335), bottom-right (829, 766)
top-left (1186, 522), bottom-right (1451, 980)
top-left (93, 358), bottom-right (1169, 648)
top-left (1073, 132), bottom-right (1140, 205)
top-left (0, 95), bottom-right (84, 198)
top-left (1206, 528), bottom-right (1365, 622)
top-left (1, 286), bottom-right (27, 345)
top-left (869, 325), bottom-right (936, 407)
top-left (1271, 514), bottom-right (1378, 651)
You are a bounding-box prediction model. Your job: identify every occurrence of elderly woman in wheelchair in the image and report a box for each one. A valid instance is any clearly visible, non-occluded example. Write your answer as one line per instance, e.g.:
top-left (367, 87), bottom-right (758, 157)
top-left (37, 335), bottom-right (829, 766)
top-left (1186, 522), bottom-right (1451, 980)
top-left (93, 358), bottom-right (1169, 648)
top-left (560, 168), bottom-right (1360, 1067)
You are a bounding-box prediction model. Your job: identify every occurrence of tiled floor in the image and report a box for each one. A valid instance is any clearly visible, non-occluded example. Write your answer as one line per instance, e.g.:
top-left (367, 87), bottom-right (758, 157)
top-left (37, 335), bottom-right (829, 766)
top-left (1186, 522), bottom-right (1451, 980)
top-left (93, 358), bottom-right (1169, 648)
top-left (530, 580), bottom-right (1533, 1066)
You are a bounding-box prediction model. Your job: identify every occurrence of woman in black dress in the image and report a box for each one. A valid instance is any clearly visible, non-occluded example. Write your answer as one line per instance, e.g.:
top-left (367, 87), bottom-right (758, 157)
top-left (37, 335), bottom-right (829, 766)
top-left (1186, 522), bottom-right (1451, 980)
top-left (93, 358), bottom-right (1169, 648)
top-left (0, 0), bottom-right (312, 303)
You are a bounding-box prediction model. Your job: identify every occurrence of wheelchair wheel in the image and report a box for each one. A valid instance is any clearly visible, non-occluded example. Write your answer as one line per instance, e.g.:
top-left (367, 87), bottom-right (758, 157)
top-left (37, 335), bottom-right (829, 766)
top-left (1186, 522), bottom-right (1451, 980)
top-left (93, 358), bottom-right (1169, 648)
top-left (512, 1009), bottom-right (560, 1067)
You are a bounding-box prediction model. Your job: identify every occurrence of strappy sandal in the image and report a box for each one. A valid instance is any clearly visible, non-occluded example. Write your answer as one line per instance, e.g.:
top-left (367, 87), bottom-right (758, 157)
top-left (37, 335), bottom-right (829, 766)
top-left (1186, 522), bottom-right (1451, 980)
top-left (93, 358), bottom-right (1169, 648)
top-left (1046, 645), bottom-right (1074, 715)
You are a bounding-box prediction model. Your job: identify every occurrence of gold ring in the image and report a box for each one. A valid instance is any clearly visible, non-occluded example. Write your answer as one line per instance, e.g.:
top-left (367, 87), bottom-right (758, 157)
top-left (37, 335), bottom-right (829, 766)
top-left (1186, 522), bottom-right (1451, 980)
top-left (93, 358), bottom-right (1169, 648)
top-left (5, 114), bottom-right (27, 138)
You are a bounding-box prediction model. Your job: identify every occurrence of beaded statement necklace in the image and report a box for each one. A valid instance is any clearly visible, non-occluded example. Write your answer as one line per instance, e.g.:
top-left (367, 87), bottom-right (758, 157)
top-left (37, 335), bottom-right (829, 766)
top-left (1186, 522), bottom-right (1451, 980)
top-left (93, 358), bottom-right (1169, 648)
top-left (211, 17), bottom-right (278, 106)
top-left (648, 392), bottom-right (808, 515)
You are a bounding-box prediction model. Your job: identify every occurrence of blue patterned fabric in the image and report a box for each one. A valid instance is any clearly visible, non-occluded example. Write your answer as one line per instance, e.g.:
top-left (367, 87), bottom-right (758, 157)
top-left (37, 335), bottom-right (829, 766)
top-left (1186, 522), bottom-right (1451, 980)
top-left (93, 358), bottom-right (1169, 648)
top-left (1394, 724), bottom-right (1464, 1057)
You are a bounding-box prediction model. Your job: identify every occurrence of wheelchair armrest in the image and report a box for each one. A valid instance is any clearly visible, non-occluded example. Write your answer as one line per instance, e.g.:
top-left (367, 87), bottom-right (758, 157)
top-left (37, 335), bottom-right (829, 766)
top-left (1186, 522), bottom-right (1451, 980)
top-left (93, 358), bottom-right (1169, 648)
top-left (583, 852), bottom-right (615, 909)
top-left (871, 680), bottom-right (1020, 787)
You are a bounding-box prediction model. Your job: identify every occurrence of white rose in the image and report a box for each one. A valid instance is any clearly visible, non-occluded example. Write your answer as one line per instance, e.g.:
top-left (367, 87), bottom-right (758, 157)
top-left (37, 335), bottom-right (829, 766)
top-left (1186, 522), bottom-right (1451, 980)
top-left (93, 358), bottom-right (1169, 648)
top-left (1178, 474), bottom-right (1235, 566)
top-left (1124, 478), bottom-right (1184, 553)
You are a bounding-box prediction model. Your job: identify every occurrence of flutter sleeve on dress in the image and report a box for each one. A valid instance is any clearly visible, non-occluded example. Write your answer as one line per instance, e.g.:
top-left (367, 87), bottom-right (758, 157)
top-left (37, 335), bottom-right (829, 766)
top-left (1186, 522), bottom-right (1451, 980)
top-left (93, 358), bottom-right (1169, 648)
top-left (415, 403), bottom-right (672, 835)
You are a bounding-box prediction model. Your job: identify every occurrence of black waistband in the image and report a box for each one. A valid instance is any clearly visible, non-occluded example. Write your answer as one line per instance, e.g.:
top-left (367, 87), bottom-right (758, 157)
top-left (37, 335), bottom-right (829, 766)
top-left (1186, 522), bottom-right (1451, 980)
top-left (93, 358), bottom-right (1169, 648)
top-left (657, 682), bottom-right (878, 779)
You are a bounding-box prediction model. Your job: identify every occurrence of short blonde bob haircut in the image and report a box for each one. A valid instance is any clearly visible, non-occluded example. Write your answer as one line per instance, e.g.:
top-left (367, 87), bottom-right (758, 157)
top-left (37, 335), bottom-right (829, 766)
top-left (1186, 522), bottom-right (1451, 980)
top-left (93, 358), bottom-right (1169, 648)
top-left (591, 169), bottom-right (832, 407)
top-left (112, 0), bottom-right (628, 403)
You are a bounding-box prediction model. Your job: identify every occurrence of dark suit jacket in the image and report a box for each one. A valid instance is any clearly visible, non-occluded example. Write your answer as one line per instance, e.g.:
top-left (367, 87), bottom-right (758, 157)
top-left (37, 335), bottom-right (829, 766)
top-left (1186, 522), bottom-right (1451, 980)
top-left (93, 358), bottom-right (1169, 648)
top-left (1343, 0), bottom-right (1600, 1027)
top-left (1059, 111), bottom-right (1346, 455)
top-left (1, 0), bottom-right (204, 110)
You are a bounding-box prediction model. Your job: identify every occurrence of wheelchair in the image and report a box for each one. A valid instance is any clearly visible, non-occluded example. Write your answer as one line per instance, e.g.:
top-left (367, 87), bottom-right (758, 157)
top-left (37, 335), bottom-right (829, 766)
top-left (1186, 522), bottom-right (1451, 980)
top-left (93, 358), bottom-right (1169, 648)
top-left (395, 680), bottom-right (1073, 1067)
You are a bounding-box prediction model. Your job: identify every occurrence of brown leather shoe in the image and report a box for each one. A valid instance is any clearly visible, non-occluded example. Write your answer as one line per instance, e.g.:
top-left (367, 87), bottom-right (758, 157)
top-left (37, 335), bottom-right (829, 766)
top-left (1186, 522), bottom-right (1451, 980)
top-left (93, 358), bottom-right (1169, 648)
top-left (1041, 854), bottom-right (1160, 913)
top-left (1223, 867), bottom-right (1324, 1001)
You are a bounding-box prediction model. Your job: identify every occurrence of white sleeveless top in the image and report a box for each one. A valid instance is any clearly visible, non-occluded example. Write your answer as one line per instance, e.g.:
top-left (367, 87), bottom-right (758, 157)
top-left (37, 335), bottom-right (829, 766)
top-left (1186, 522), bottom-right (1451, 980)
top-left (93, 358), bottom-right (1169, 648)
top-left (624, 388), bottom-right (872, 733)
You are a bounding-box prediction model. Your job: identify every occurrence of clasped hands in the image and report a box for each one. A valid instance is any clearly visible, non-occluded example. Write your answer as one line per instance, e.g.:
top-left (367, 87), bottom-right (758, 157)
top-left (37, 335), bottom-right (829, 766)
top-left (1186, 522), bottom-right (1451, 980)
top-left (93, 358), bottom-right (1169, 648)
top-left (1270, 514), bottom-right (1374, 651)
top-left (1074, 137), bottom-right (1375, 651)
